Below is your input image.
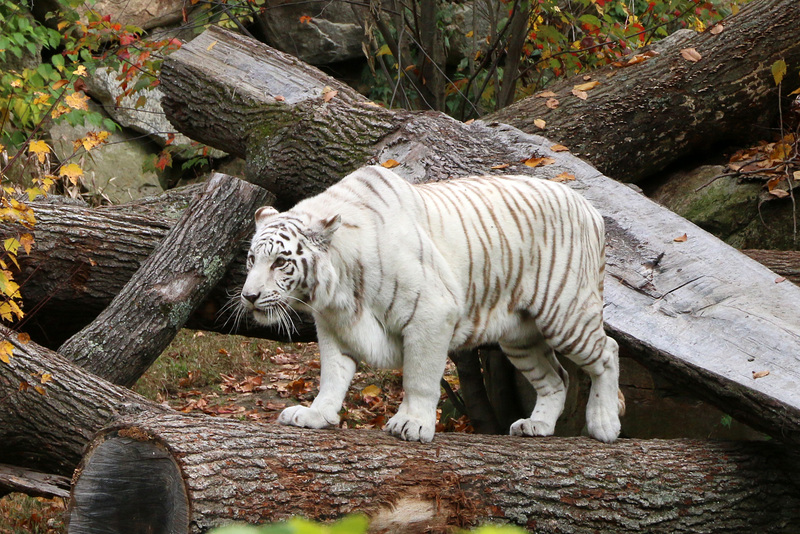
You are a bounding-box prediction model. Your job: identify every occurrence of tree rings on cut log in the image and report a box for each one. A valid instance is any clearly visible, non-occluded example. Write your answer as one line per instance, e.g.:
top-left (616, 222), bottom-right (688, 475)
top-left (68, 428), bottom-right (189, 533)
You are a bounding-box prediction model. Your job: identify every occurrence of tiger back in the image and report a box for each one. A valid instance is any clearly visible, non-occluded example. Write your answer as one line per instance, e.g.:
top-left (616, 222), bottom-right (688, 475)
top-left (241, 165), bottom-right (622, 443)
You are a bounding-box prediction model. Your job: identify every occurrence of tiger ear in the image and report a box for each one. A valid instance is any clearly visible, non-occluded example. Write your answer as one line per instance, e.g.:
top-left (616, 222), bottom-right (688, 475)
top-left (312, 214), bottom-right (341, 245)
top-left (254, 206), bottom-right (279, 228)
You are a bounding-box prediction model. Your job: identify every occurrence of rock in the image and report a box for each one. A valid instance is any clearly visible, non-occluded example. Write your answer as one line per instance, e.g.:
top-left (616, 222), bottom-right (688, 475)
top-left (85, 67), bottom-right (196, 148)
top-left (258, 0), bottom-right (365, 64)
top-left (85, 67), bottom-right (189, 148)
top-left (650, 164), bottom-right (798, 249)
top-left (85, 67), bottom-right (227, 162)
top-left (49, 103), bottom-right (164, 204)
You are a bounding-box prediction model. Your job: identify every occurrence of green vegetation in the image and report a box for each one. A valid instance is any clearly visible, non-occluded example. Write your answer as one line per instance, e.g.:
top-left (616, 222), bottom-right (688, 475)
top-left (209, 516), bottom-right (529, 534)
top-left (364, 0), bottom-right (740, 117)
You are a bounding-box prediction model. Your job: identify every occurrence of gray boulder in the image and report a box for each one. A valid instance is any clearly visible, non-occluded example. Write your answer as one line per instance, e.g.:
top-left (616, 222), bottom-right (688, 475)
top-left (258, 0), bottom-right (366, 64)
top-left (49, 104), bottom-right (164, 204)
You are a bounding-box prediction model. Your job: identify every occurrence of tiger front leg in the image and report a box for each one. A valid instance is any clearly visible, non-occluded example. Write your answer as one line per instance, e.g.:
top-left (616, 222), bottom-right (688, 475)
top-left (278, 330), bottom-right (355, 430)
top-left (384, 322), bottom-right (452, 443)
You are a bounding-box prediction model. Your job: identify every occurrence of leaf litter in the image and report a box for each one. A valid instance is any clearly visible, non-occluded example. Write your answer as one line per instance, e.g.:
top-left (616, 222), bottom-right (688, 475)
top-left (145, 331), bottom-right (471, 433)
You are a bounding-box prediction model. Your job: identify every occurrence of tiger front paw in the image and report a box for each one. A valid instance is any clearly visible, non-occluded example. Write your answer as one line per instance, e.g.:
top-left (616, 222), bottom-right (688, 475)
top-left (278, 405), bottom-right (338, 429)
top-left (384, 411), bottom-right (436, 443)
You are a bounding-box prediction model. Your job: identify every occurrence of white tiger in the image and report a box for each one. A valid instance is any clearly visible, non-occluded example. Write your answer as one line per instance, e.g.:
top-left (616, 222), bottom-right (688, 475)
top-left (241, 165), bottom-right (622, 443)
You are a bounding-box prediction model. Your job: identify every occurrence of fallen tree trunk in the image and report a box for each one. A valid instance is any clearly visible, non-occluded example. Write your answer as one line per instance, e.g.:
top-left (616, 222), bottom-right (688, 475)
top-left (68, 414), bottom-right (800, 533)
top-left (160, 26), bottom-right (800, 446)
top-left (56, 173), bottom-right (271, 387)
top-left (486, 0), bottom-right (800, 184)
top-left (0, 325), bottom-right (169, 476)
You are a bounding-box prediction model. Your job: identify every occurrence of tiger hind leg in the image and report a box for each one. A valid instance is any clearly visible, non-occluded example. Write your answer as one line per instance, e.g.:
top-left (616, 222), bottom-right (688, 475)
top-left (556, 324), bottom-right (622, 443)
top-left (500, 334), bottom-right (569, 437)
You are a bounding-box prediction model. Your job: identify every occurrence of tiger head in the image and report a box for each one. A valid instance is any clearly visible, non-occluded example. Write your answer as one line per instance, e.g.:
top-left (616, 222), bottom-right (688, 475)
top-left (240, 206), bottom-right (340, 330)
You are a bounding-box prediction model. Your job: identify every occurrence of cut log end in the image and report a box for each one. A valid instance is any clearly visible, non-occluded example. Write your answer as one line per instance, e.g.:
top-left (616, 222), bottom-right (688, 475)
top-left (68, 430), bottom-right (189, 534)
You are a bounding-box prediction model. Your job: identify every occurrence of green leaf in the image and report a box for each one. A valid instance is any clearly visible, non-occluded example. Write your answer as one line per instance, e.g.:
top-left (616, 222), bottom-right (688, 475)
top-left (772, 59), bottom-right (787, 85)
top-left (578, 14), bottom-right (602, 28)
top-left (329, 515), bottom-right (369, 534)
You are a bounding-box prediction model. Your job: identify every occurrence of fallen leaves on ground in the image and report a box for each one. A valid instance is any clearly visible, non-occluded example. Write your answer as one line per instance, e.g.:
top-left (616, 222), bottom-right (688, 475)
top-left (160, 338), bottom-right (469, 433)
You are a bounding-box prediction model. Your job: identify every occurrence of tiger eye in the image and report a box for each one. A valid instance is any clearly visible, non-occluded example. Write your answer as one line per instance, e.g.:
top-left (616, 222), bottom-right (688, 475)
top-left (273, 257), bottom-right (287, 269)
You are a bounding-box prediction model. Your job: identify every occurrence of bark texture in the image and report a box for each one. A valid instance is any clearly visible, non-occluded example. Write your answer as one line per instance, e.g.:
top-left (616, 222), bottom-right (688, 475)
top-left (55, 174), bottom-right (272, 387)
top-left (742, 249), bottom-right (800, 285)
top-left (69, 414), bottom-right (800, 533)
top-left (0, 326), bottom-right (169, 476)
top-left (486, 0), bottom-right (800, 183)
top-left (160, 26), bottom-right (800, 447)
top-left (0, 464), bottom-right (70, 499)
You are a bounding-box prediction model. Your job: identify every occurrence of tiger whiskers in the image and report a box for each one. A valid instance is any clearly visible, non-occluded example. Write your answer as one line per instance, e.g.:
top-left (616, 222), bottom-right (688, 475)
top-left (285, 295), bottom-right (320, 316)
top-left (219, 286), bottom-right (250, 333)
top-left (264, 300), bottom-right (298, 338)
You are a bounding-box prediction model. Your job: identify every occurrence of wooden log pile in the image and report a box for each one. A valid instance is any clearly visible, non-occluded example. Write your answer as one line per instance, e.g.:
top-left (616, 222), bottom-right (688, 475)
top-left (160, 26), bottom-right (800, 447)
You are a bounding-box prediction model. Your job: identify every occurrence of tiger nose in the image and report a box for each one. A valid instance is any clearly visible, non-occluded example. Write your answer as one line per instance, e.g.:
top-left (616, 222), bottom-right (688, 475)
top-left (241, 291), bottom-right (259, 305)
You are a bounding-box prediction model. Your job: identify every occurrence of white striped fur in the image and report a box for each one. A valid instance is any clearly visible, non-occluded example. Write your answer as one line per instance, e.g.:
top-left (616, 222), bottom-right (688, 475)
top-left (241, 165), bottom-right (622, 443)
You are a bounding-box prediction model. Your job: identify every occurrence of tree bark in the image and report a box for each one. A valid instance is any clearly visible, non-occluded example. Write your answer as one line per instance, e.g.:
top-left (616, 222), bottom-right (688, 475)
top-left (68, 413), bottom-right (800, 533)
top-left (742, 249), bottom-right (800, 285)
top-left (54, 173), bottom-right (271, 387)
top-left (0, 464), bottom-right (70, 499)
top-left (160, 26), bottom-right (800, 447)
top-left (0, 326), bottom-right (169, 476)
top-left (485, 0), bottom-right (800, 183)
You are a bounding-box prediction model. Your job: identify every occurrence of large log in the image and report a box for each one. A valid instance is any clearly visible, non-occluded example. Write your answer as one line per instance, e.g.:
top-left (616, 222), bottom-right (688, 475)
top-left (68, 414), bottom-right (800, 533)
top-left (0, 325), bottom-right (169, 476)
top-left (742, 249), bottom-right (800, 286)
top-left (486, 0), bottom-right (800, 184)
top-left (55, 173), bottom-right (271, 386)
top-left (160, 26), bottom-right (800, 446)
